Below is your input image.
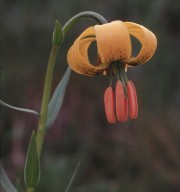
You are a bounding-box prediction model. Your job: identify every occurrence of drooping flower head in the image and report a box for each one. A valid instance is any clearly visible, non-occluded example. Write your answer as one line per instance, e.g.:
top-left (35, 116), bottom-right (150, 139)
top-left (67, 20), bottom-right (157, 123)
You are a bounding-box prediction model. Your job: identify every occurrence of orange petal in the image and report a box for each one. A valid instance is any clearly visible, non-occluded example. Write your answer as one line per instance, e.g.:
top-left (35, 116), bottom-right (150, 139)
top-left (95, 21), bottom-right (132, 63)
top-left (123, 22), bottom-right (157, 66)
top-left (67, 27), bottom-right (110, 76)
top-left (123, 97), bottom-right (128, 122)
top-left (127, 81), bottom-right (138, 119)
top-left (115, 80), bottom-right (124, 121)
top-left (104, 87), bottom-right (116, 123)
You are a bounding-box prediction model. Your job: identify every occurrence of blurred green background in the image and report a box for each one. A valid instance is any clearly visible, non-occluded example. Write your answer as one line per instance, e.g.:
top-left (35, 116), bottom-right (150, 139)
top-left (1, 0), bottom-right (180, 191)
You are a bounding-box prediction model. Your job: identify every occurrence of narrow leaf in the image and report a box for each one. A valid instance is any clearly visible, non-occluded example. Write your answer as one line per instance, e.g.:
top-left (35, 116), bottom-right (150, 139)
top-left (64, 162), bottom-right (80, 192)
top-left (52, 20), bottom-right (64, 46)
top-left (46, 67), bottom-right (71, 129)
top-left (0, 100), bottom-right (39, 116)
top-left (24, 131), bottom-right (40, 188)
top-left (0, 166), bottom-right (18, 192)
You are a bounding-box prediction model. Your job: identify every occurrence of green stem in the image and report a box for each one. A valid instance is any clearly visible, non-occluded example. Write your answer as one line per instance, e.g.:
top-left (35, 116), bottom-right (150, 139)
top-left (62, 11), bottom-right (107, 35)
top-left (26, 187), bottom-right (34, 192)
top-left (36, 45), bottom-right (59, 157)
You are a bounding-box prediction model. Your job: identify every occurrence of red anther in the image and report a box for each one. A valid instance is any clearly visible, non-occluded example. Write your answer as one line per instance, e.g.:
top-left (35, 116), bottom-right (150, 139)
top-left (123, 97), bottom-right (128, 122)
top-left (115, 80), bottom-right (124, 121)
top-left (127, 81), bottom-right (138, 119)
top-left (104, 87), bottom-right (116, 123)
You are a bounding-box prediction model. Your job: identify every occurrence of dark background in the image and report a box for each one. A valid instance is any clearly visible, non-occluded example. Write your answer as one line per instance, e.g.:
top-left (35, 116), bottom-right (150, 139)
top-left (1, 0), bottom-right (180, 192)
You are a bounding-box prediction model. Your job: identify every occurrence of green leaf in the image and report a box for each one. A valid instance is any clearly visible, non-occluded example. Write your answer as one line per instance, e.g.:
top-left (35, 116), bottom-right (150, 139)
top-left (24, 131), bottom-right (40, 188)
top-left (46, 67), bottom-right (71, 129)
top-left (0, 165), bottom-right (18, 192)
top-left (52, 20), bottom-right (64, 46)
top-left (0, 99), bottom-right (39, 116)
top-left (64, 162), bottom-right (80, 192)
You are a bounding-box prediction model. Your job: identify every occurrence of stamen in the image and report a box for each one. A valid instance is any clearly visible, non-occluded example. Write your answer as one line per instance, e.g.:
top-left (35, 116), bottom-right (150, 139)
top-left (115, 80), bottom-right (125, 121)
top-left (123, 97), bottom-right (128, 122)
top-left (104, 86), bottom-right (116, 123)
top-left (127, 81), bottom-right (138, 119)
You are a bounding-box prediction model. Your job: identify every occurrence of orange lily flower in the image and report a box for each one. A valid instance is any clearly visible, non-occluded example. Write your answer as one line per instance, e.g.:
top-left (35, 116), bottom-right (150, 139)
top-left (67, 20), bottom-right (157, 123)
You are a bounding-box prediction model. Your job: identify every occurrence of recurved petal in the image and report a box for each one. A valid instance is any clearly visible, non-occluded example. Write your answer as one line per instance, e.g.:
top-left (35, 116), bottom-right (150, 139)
top-left (123, 22), bottom-right (157, 66)
top-left (67, 27), bottom-right (110, 76)
top-left (95, 21), bottom-right (132, 63)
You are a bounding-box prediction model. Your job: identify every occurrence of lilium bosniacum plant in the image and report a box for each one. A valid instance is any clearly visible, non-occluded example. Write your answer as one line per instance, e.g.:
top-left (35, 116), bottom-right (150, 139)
top-left (67, 20), bottom-right (157, 123)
